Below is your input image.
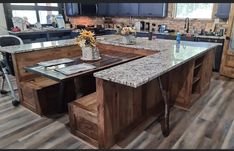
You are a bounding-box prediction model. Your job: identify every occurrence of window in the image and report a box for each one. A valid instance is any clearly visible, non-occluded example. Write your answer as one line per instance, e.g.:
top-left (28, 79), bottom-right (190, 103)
top-left (10, 3), bottom-right (35, 6)
top-left (39, 11), bottom-right (59, 24)
top-left (5, 3), bottom-right (62, 26)
top-left (12, 10), bottom-right (37, 24)
top-left (175, 3), bottom-right (213, 19)
top-left (37, 3), bottom-right (58, 7)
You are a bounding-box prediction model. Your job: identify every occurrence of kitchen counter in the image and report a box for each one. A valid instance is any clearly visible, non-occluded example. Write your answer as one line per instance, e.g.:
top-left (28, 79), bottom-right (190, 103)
top-left (9, 28), bottom-right (73, 35)
top-left (139, 30), bottom-right (226, 40)
top-left (0, 38), bottom-right (77, 54)
top-left (93, 35), bottom-right (220, 148)
top-left (0, 34), bottom-right (220, 88)
top-left (94, 35), bottom-right (220, 88)
top-left (138, 30), bottom-right (225, 40)
top-left (194, 34), bottom-right (225, 40)
top-left (1, 34), bottom-right (220, 148)
top-left (97, 34), bottom-right (161, 51)
top-left (1, 34), bottom-right (220, 88)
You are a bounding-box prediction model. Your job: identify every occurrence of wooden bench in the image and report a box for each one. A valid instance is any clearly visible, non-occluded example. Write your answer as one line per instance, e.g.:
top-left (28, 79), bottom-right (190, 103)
top-left (68, 92), bottom-right (98, 147)
top-left (20, 76), bottom-right (76, 115)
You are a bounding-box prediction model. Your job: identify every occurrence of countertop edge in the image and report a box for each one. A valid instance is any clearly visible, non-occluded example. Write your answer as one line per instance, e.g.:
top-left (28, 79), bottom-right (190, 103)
top-left (93, 45), bottom-right (218, 88)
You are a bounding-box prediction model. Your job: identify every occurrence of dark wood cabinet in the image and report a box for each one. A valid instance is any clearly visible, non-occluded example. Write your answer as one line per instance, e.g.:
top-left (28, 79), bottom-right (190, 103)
top-left (65, 3), bottom-right (169, 17)
top-left (65, 3), bottom-right (97, 16)
top-left (106, 3), bottom-right (119, 16)
top-left (81, 4), bottom-right (97, 16)
top-left (118, 3), bottom-right (139, 16)
top-left (138, 3), bottom-right (168, 17)
top-left (65, 3), bottom-right (80, 16)
top-left (97, 3), bottom-right (108, 16)
top-left (216, 3), bottom-right (231, 20)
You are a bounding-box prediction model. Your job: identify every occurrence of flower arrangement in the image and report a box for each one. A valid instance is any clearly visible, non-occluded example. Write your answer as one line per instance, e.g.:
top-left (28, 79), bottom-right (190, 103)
top-left (76, 30), bottom-right (101, 61)
top-left (117, 26), bottom-right (136, 45)
top-left (76, 30), bottom-right (96, 48)
top-left (120, 27), bottom-right (136, 36)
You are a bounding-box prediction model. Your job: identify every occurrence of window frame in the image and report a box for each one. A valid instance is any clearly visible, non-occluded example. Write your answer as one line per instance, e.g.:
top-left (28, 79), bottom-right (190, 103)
top-left (173, 3), bottom-right (214, 20)
top-left (3, 3), bottom-right (64, 30)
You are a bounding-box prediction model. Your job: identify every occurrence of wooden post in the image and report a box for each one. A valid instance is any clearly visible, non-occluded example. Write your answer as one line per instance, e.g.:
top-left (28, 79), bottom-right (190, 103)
top-left (96, 78), bottom-right (115, 148)
top-left (220, 4), bottom-right (234, 78)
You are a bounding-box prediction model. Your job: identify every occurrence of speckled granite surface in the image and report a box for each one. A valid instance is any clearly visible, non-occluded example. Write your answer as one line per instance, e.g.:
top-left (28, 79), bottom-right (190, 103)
top-left (94, 35), bottom-right (220, 88)
top-left (97, 35), bottom-right (164, 51)
top-left (0, 34), bottom-right (220, 88)
top-left (0, 39), bottom-right (77, 54)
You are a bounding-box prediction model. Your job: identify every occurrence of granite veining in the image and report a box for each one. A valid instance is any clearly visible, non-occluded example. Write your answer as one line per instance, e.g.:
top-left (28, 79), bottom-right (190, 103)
top-left (0, 39), bottom-right (77, 54)
top-left (94, 35), bottom-right (220, 88)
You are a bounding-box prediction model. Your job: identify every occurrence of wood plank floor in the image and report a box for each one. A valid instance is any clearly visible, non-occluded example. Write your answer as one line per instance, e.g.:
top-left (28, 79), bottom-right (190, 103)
top-left (0, 73), bottom-right (233, 149)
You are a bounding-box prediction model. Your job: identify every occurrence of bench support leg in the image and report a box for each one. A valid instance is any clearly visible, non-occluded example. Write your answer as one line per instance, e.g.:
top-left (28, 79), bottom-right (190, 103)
top-left (58, 82), bottom-right (65, 113)
top-left (157, 77), bottom-right (170, 137)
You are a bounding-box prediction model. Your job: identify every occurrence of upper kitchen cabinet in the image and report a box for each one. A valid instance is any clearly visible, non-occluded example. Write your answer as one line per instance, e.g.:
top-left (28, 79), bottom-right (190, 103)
top-left (106, 3), bottom-right (119, 16)
top-left (65, 3), bottom-right (80, 16)
top-left (80, 4), bottom-right (97, 16)
top-left (118, 3), bottom-right (139, 16)
top-left (216, 3), bottom-right (231, 20)
top-left (97, 3), bottom-right (108, 16)
top-left (138, 3), bottom-right (168, 17)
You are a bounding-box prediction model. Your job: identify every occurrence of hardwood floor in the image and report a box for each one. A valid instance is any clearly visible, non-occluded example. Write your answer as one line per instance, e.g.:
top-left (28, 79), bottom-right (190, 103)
top-left (0, 73), bottom-right (233, 149)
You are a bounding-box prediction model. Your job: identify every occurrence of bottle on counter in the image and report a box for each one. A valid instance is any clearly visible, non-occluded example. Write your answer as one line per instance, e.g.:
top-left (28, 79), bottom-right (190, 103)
top-left (148, 31), bottom-right (153, 40)
top-left (51, 15), bottom-right (57, 28)
top-left (176, 32), bottom-right (181, 44)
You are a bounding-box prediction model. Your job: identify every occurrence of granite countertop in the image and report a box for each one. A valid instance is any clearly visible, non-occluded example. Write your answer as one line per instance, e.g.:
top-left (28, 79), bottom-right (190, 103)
top-left (94, 35), bottom-right (220, 88)
top-left (97, 35), bottom-right (162, 51)
top-left (139, 30), bottom-right (225, 40)
top-left (194, 34), bottom-right (225, 40)
top-left (0, 34), bottom-right (220, 88)
top-left (9, 28), bottom-right (73, 34)
top-left (0, 39), bottom-right (77, 54)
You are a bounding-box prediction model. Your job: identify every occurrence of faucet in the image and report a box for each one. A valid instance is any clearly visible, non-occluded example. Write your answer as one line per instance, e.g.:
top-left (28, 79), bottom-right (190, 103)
top-left (184, 17), bottom-right (190, 33)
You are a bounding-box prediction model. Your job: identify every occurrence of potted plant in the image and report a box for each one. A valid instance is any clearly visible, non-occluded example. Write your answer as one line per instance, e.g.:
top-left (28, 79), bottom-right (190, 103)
top-left (76, 30), bottom-right (100, 61)
top-left (119, 27), bottom-right (136, 45)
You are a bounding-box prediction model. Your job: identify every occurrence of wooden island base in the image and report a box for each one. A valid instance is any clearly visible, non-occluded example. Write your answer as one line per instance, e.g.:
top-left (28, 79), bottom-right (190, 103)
top-left (68, 49), bottom-right (215, 148)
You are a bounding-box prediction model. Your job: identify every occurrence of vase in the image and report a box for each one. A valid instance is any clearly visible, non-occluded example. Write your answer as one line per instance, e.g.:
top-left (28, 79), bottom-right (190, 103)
top-left (81, 46), bottom-right (101, 61)
top-left (122, 35), bottom-right (136, 45)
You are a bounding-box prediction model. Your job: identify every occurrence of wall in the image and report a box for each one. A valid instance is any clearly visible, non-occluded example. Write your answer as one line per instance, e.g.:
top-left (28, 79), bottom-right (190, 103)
top-left (69, 3), bottom-right (228, 33)
top-left (0, 3), bottom-right (8, 35)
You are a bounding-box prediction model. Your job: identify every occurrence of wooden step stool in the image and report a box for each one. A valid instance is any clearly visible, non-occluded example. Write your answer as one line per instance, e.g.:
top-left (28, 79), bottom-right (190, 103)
top-left (20, 76), bottom-right (76, 115)
top-left (68, 92), bottom-right (98, 147)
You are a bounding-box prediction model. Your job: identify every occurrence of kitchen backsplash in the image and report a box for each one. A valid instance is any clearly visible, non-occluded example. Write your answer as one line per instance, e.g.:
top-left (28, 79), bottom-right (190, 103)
top-left (68, 3), bottom-right (228, 33)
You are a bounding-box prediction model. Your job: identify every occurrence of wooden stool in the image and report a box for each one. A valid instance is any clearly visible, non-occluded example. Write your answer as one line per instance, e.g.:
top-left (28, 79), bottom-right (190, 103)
top-left (68, 92), bottom-right (98, 147)
top-left (20, 76), bottom-right (76, 115)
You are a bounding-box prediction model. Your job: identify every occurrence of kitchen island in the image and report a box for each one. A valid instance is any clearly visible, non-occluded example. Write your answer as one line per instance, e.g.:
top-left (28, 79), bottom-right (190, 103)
top-left (0, 35), bottom-right (220, 148)
top-left (68, 35), bottom-right (220, 148)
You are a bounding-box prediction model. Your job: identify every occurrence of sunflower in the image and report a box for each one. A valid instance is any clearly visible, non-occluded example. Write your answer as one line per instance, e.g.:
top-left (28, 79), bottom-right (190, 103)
top-left (80, 30), bottom-right (95, 38)
top-left (76, 30), bottom-right (96, 48)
